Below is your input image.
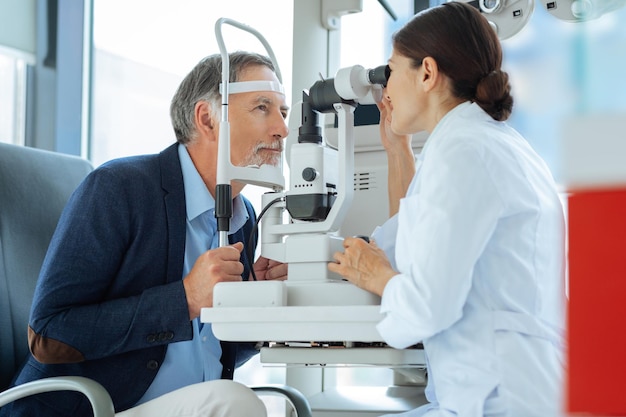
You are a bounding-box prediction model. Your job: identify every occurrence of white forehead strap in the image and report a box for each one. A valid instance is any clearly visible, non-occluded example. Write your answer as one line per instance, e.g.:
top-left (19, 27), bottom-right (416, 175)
top-left (220, 80), bottom-right (285, 96)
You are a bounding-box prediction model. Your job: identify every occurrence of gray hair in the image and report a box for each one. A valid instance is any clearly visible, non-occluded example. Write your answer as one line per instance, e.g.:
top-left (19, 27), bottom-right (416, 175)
top-left (170, 51), bottom-right (275, 144)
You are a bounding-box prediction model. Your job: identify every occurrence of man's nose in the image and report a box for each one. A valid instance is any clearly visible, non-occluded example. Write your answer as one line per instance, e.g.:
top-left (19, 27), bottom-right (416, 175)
top-left (273, 115), bottom-right (289, 140)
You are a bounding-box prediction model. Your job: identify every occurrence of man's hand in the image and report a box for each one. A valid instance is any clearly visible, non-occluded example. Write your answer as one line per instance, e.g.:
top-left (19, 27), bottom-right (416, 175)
top-left (252, 256), bottom-right (287, 281)
top-left (183, 242), bottom-right (245, 319)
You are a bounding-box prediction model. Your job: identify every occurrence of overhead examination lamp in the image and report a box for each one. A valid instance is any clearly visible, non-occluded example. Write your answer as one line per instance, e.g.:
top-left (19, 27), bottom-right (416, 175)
top-left (214, 18), bottom-right (285, 247)
top-left (454, 0), bottom-right (535, 39)
top-left (454, 0), bottom-right (626, 39)
top-left (539, 0), bottom-right (626, 21)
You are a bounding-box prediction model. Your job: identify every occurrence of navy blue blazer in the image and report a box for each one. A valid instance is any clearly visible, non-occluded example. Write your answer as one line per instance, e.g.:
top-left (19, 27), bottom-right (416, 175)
top-left (4, 144), bottom-right (259, 417)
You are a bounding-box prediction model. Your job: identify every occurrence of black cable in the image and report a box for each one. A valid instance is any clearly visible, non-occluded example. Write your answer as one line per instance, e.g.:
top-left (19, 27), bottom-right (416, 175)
top-left (247, 196), bottom-right (285, 281)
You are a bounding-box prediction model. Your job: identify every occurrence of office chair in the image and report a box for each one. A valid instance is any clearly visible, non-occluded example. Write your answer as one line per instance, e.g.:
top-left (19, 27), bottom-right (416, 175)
top-left (0, 142), bottom-right (114, 416)
top-left (0, 142), bottom-right (311, 417)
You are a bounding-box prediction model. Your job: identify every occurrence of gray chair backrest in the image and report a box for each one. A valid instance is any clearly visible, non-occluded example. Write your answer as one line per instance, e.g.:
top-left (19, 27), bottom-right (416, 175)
top-left (0, 143), bottom-right (93, 391)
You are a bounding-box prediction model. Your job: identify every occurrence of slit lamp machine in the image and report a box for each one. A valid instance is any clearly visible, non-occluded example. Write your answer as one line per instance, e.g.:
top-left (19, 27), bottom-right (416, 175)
top-left (201, 18), bottom-right (425, 369)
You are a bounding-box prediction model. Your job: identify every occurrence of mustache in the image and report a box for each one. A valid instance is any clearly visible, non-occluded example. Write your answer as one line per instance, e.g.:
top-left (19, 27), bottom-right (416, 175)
top-left (253, 142), bottom-right (283, 153)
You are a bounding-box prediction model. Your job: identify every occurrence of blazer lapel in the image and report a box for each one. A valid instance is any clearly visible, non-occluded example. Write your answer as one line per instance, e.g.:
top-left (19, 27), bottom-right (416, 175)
top-left (159, 143), bottom-right (187, 284)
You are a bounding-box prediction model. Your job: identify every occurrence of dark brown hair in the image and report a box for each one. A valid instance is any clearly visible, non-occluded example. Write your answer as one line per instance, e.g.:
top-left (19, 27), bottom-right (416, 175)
top-left (392, 2), bottom-right (513, 121)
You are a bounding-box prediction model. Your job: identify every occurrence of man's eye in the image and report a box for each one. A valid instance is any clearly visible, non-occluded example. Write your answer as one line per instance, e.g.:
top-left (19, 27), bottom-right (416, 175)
top-left (257, 104), bottom-right (268, 112)
top-left (281, 112), bottom-right (288, 119)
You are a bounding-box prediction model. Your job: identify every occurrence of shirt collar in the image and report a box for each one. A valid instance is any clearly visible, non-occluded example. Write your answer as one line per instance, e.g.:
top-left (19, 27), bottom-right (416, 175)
top-left (179, 144), bottom-right (213, 221)
top-left (178, 144), bottom-right (248, 233)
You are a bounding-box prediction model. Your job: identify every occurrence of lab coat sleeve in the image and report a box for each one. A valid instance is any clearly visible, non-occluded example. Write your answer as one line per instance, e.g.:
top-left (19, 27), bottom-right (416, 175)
top-left (377, 139), bottom-right (505, 349)
top-left (371, 214), bottom-right (399, 271)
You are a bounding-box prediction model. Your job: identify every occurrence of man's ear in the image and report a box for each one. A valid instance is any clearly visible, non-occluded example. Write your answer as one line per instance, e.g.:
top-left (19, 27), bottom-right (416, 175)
top-left (194, 101), bottom-right (216, 140)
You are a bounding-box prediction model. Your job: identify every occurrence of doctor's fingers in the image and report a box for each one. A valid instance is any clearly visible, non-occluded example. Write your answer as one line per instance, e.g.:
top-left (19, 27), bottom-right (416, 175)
top-left (328, 255), bottom-right (359, 286)
top-left (343, 237), bottom-right (388, 263)
top-left (342, 236), bottom-right (370, 250)
top-left (376, 98), bottom-right (393, 124)
top-left (330, 248), bottom-right (368, 278)
top-left (376, 91), bottom-right (391, 110)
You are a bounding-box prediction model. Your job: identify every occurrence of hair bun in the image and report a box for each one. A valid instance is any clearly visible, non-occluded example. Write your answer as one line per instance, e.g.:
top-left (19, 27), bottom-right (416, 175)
top-left (474, 70), bottom-right (514, 121)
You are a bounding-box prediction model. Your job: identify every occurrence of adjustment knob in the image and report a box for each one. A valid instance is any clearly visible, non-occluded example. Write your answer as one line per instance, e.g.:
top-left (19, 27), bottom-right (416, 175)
top-left (302, 167), bottom-right (317, 182)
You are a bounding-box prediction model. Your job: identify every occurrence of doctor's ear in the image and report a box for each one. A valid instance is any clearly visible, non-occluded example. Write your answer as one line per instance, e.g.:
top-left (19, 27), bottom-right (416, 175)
top-left (421, 57), bottom-right (440, 91)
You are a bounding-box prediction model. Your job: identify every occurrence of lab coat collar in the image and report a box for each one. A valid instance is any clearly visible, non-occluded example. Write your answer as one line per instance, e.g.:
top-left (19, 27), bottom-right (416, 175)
top-left (419, 101), bottom-right (490, 162)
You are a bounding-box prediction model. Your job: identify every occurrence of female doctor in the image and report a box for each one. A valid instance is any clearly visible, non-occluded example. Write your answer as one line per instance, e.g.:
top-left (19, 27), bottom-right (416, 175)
top-left (328, 2), bottom-right (567, 417)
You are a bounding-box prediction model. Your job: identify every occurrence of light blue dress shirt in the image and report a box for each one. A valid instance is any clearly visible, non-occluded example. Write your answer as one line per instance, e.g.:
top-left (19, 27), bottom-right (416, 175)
top-left (136, 144), bottom-right (249, 405)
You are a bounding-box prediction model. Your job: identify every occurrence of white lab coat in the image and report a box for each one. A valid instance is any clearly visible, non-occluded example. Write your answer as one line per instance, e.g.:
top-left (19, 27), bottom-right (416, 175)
top-left (373, 102), bottom-right (566, 417)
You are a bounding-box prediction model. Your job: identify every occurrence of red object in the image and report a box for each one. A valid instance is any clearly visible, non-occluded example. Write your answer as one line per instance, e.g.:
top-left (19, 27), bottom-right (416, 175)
top-left (567, 188), bottom-right (626, 415)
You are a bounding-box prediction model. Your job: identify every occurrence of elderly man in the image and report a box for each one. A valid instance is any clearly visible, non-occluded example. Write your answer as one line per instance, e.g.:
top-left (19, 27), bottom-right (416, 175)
top-left (3, 51), bottom-right (289, 417)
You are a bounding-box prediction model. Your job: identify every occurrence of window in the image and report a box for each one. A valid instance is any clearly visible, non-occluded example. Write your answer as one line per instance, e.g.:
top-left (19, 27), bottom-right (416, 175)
top-left (0, 52), bottom-right (27, 145)
top-left (339, 0), bottom-right (413, 69)
top-left (90, 0), bottom-right (293, 168)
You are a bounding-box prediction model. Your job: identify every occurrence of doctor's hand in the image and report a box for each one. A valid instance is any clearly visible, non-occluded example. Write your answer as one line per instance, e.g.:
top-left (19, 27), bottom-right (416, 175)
top-left (183, 242), bottom-right (245, 319)
top-left (377, 94), bottom-right (416, 216)
top-left (328, 237), bottom-right (397, 297)
top-left (252, 256), bottom-right (287, 281)
top-left (377, 94), bottom-right (413, 155)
